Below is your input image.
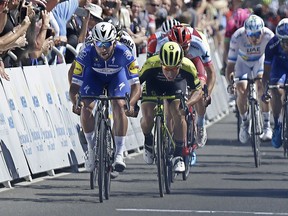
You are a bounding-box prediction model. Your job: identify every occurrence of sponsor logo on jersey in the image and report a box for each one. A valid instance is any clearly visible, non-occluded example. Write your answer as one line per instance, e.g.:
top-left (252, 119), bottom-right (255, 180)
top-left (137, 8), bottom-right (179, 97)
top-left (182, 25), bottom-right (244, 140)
top-left (77, 50), bottom-right (87, 61)
top-left (124, 50), bottom-right (133, 60)
top-left (73, 61), bottom-right (84, 76)
top-left (128, 60), bottom-right (139, 74)
top-left (120, 38), bottom-right (134, 50)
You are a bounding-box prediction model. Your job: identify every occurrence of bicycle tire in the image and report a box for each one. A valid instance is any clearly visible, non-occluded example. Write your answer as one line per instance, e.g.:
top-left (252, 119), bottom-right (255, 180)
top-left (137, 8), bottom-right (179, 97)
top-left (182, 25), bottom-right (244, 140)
top-left (163, 131), bottom-right (172, 194)
top-left (104, 123), bottom-right (113, 200)
top-left (98, 120), bottom-right (105, 202)
top-left (156, 116), bottom-right (164, 197)
top-left (283, 102), bottom-right (288, 157)
top-left (250, 101), bottom-right (261, 167)
top-left (90, 111), bottom-right (101, 190)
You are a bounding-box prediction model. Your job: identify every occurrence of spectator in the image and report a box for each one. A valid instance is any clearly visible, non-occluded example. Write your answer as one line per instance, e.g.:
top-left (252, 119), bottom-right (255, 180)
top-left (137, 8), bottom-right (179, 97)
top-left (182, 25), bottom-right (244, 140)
top-left (129, 0), bottom-right (148, 55)
top-left (169, 0), bottom-right (183, 19)
top-left (65, 3), bottom-right (103, 63)
top-left (162, 0), bottom-right (171, 17)
top-left (138, 0), bottom-right (161, 36)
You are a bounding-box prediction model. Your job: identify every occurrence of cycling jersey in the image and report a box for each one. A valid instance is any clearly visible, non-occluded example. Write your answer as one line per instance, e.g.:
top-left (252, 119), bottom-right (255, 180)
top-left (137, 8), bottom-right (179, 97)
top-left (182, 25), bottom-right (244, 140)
top-left (147, 31), bottom-right (168, 58)
top-left (228, 26), bottom-right (274, 79)
top-left (147, 27), bottom-right (212, 81)
top-left (265, 36), bottom-right (288, 85)
top-left (72, 42), bottom-right (140, 97)
top-left (228, 27), bottom-right (274, 63)
top-left (139, 55), bottom-right (201, 98)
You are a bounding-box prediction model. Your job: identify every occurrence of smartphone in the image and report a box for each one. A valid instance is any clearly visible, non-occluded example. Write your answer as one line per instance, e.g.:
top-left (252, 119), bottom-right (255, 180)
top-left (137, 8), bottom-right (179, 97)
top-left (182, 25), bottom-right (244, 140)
top-left (20, 6), bottom-right (27, 22)
top-left (75, 7), bottom-right (89, 17)
top-left (45, 28), bottom-right (53, 39)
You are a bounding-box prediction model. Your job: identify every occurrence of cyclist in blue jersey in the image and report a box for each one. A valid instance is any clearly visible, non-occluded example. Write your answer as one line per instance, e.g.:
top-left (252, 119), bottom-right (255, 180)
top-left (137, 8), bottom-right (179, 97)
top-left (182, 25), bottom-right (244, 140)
top-left (263, 18), bottom-right (288, 148)
top-left (69, 22), bottom-right (141, 172)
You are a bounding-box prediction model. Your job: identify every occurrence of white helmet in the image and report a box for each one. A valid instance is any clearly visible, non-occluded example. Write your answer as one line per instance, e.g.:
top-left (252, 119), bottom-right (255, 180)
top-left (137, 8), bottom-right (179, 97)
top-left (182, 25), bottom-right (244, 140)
top-left (276, 18), bottom-right (288, 40)
top-left (244, 15), bottom-right (264, 35)
top-left (91, 22), bottom-right (117, 42)
top-left (161, 19), bottom-right (180, 33)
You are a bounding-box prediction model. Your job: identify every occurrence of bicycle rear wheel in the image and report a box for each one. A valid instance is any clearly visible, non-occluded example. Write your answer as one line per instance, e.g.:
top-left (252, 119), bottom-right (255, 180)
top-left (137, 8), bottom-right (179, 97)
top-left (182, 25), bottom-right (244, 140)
top-left (156, 116), bottom-right (164, 197)
top-left (98, 120), bottom-right (105, 202)
top-left (250, 101), bottom-right (261, 167)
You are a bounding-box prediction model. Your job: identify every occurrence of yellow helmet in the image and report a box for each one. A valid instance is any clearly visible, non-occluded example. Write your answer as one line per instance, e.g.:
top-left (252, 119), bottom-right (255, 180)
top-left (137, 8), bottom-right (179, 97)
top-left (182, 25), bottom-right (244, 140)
top-left (159, 41), bottom-right (184, 67)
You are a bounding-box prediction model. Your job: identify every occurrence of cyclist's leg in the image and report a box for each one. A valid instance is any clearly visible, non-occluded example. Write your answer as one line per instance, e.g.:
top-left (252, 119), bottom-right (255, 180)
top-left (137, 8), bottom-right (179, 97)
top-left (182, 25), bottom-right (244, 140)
top-left (79, 76), bottom-right (103, 172)
top-left (270, 70), bottom-right (286, 148)
top-left (192, 57), bottom-right (208, 147)
top-left (235, 61), bottom-right (249, 143)
top-left (141, 101), bottom-right (156, 164)
top-left (165, 80), bottom-right (187, 172)
top-left (254, 60), bottom-right (272, 141)
top-left (109, 71), bottom-right (132, 172)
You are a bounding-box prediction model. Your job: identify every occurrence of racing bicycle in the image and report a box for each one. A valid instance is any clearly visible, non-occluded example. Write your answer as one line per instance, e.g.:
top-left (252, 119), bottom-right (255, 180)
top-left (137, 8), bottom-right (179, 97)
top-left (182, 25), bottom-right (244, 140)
top-left (234, 77), bottom-right (263, 168)
top-left (78, 92), bottom-right (130, 202)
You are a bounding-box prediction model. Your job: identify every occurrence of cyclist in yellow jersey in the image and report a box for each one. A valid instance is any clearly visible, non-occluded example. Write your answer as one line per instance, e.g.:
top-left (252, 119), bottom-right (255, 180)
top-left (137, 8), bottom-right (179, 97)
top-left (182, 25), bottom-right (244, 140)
top-left (139, 41), bottom-right (202, 172)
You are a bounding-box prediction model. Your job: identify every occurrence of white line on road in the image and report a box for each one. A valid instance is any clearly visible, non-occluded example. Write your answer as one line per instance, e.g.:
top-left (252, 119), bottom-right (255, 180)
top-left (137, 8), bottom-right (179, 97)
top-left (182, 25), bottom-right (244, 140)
top-left (117, 208), bottom-right (288, 215)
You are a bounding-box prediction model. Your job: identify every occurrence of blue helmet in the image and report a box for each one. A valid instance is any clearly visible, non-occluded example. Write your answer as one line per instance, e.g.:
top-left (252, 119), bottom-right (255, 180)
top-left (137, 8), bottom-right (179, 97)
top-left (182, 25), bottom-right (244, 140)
top-left (276, 18), bottom-right (288, 40)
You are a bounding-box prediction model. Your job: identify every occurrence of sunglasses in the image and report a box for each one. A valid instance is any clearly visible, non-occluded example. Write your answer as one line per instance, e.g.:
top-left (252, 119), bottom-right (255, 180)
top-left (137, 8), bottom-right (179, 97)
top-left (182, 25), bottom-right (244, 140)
top-left (95, 41), bottom-right (114, 48)
top-left (162, 65), bottom-right (181, 72)
top-left (246, 31), bottom-right (262, 38)
top-left (104, 1), bottom-right (117, 8)
top-left (150, 3), bottom-right (160, 7)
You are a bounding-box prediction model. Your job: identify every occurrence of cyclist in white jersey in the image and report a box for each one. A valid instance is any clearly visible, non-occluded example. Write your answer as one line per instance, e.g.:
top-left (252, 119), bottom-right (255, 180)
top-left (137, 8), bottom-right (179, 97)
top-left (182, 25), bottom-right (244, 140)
top-left (225, 15), bottom-right (274, 144)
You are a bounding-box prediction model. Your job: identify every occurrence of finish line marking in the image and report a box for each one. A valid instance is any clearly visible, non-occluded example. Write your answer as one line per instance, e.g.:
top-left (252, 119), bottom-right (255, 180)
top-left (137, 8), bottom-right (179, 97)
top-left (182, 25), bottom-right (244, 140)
top-left (116, 208), bottom-right (288, 215)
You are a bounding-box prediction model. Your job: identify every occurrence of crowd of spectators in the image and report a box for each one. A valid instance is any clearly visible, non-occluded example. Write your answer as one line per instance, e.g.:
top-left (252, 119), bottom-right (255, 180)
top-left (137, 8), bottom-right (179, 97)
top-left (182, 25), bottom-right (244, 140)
top-left (1, 0), bottom-right (288, 81)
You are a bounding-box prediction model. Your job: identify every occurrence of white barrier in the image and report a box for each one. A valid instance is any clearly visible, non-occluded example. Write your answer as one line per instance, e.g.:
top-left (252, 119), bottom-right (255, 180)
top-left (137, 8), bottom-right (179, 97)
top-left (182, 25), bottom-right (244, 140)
top-left (0, 79), bottom-right (31, 186)
top-left (0, 43), bottom-right (229, 187)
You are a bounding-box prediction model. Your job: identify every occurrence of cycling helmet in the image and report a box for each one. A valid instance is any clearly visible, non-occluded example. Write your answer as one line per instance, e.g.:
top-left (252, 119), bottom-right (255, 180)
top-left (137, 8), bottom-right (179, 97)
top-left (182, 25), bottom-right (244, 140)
top-left (244, 15), bottom-right (264, 35)
top-left (168, 25), bottom-right (191, 47)
top-left (161, 18), bottom-right (180, 33)
top-left (159, 41), bottom-right (184, 66)
top-left (233, 8), bottom-right (251, 28)
top-left (276, 18), bottom-right (288, 40)
top-left (91, 22), bottom-right (117, 42)
top-left (103, 16), bottom-right (122, 32)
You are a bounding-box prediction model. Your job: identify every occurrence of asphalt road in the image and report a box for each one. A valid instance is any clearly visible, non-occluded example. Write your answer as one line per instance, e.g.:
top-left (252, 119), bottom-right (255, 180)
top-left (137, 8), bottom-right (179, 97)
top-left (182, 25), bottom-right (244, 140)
top-left (0, 113), bottom-right (288, 216)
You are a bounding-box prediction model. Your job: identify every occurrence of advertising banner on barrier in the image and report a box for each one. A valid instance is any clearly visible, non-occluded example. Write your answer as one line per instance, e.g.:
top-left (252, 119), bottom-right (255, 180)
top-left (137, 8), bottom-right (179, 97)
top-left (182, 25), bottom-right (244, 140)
top-left (22, 65), bottom-right (71, 169)
top-left (0, 81), bottom-right (30, 180)
top-left (50, 63), bottom-right (85, 165)
top-left (2, 68), bottom-right (56, 174)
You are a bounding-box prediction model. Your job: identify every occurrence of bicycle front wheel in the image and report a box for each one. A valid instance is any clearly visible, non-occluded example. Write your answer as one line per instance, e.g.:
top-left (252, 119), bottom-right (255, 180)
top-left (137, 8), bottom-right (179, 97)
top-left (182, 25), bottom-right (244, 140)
top-left (98, 120), bottom-right (105, 202)
top-left (156, 116), bottom-right (164, 197)
top-left (163, 130), bottom-right (172, 194)
top-left (90, 112), bottom-right (101, 190)
top-left (250, 101), bottom-right (261, 167)
top-left (104, 122), bottom-right (113, 200)
top-left (283, 102), bottom-right (288, 157)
